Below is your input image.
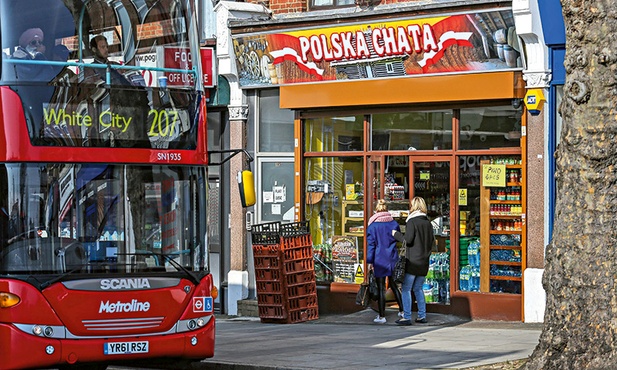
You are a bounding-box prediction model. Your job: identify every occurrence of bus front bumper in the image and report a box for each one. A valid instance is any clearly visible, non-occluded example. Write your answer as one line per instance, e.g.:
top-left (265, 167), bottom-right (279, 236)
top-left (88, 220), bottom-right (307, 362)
top-left (0, 320), bottom-right (215, 369)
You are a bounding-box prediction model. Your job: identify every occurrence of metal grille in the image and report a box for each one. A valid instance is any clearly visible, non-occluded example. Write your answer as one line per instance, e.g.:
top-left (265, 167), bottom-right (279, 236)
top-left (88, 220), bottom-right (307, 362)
top-left (82, 317), bottom-right (165, 331)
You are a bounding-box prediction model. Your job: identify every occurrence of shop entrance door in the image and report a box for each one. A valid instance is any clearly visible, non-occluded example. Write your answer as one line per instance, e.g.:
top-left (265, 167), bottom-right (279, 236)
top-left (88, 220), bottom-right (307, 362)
top-left (409, 157), bottom-right (453, 305)
top-left (370, 155), bottom-right (454, 305)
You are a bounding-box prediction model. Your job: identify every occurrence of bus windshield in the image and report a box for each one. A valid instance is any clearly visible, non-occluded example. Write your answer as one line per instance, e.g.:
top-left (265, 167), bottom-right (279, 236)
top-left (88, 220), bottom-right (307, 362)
top-left (0, 0), bottom-right (201, 149)
top-left (0, 163), bottom-right (208, 277)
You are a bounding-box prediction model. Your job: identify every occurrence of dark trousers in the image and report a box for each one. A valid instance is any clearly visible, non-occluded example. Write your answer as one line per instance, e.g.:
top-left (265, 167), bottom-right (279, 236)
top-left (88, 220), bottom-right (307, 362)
top-left (376, 275), bottom-right (403, 317)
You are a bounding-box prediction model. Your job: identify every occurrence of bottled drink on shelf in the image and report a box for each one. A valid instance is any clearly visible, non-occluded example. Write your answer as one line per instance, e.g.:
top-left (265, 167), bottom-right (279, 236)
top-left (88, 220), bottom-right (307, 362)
top-left (459, 265), bottom-right (471, 291)
top-left (470, 266), bottom-right (480, 292)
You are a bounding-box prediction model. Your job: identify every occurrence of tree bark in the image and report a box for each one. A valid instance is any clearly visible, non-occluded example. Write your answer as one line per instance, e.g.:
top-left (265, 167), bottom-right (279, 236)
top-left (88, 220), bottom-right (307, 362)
top-left (525, 1), bottom-right (617, 369)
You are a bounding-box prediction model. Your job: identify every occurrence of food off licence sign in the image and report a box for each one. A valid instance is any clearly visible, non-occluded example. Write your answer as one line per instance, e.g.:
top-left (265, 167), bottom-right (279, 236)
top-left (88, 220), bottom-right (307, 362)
top-left (150, 47), bottom-right (214, 88)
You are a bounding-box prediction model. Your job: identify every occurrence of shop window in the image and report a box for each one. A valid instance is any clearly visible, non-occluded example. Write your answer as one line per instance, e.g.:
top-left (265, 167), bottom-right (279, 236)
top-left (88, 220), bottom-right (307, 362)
top-left (457, 155), bottom-right (523, 295)
top-left (309, 0), bottom-right (354, 10)
top-left (305, 156), bottom-right (364, 284)
top-left (459, 105), bottom-right (523, 150)
top-left (305, 116), bottom-right (364, 152)
top-left (258, 89), bottom-right (294, 152)
top-left (371, 110), bottom-right (453, 150)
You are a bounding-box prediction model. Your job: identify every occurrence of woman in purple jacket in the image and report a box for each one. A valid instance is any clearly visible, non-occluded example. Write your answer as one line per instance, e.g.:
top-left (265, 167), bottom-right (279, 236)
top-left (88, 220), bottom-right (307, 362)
top-left (366, 199), bottom-right (403, 324)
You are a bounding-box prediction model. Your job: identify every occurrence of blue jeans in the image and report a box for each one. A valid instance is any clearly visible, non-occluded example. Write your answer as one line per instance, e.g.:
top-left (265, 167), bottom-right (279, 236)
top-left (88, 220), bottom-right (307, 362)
top-left (400, 273), bottom-right (426, 320)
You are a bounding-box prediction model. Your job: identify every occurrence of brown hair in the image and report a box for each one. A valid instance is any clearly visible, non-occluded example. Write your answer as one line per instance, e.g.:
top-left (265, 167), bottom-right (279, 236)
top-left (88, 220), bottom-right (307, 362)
top-left (90, 35), bottom-right (107, 50)
top-left (410, 196), bottom-right (427, 213)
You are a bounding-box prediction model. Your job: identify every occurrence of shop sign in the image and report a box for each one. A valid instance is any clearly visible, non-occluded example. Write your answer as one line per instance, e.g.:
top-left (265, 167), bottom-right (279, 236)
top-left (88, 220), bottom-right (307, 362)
top-left (482, 164), bottom-right (506, 187)
top-left (200, 48), bottom-right (216, 88)
top-left (158, 47), bottom-right (216, 88)
top-left (232, 8), bottom-right (519, 87)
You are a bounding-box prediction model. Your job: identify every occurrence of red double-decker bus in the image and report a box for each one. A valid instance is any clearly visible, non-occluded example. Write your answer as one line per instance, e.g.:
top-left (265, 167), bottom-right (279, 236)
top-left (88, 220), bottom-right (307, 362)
top-left (0, 1), bottom-right (241, 369)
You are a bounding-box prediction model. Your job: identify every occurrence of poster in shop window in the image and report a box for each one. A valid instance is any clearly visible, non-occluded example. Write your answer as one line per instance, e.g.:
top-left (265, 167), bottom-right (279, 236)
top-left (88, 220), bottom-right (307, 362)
top-left (331, 235), bottom-right (359, 283)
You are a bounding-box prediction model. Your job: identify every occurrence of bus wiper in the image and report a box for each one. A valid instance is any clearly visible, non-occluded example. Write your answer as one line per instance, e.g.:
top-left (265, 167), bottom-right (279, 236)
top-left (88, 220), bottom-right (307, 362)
top-left (156, 253), bottom-right (201, 285)
top-left (40, 267), bottom-right (83, 289)
top-left (119, 252), bottom-right (201, 285)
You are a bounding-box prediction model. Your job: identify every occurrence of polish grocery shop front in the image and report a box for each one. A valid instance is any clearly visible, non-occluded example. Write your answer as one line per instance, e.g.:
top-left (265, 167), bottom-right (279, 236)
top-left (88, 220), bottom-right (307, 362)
top-left (231, 3), bottom-right (528, 320)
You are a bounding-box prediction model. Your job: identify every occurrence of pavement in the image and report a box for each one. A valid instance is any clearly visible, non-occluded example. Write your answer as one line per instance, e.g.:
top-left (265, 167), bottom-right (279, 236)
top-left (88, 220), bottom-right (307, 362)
top-left (184, 308), bottom-right (542, 370)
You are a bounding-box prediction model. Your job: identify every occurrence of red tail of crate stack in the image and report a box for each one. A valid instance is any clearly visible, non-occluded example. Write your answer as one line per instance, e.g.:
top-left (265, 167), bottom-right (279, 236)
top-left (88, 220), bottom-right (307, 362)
top-left (251, 221), bottom-right (318, 323)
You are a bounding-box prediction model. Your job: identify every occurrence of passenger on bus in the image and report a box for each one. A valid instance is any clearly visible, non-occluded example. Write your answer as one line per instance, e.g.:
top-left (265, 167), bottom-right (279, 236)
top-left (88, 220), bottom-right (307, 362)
top-left (87, 34), bottom-right (131, 86)
top-left (50, 44), bottom-right (75, 79)
top-left (52, 44), bottom-right (70, 62)
top-left (11, 28), bottom-right (54, 80)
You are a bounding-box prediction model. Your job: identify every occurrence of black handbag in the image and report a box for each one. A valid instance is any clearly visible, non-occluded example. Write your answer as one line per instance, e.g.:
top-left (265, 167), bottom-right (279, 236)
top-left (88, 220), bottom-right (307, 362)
top-left (393, 249), bottom-right (406, 283)
top-left (368, 270), bottom-right (379, 301)
top-left (355, 283), bottom-right (369, 307)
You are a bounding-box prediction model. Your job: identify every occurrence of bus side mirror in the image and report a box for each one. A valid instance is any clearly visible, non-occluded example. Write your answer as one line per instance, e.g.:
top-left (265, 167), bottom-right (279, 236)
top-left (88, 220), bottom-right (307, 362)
top-left (238, 170), bottom-right (256, 207)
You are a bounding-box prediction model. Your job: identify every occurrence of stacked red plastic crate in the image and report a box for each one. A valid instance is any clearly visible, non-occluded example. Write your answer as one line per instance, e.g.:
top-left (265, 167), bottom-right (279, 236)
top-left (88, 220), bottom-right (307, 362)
top-left (251, 221), bottom-right (319, 323)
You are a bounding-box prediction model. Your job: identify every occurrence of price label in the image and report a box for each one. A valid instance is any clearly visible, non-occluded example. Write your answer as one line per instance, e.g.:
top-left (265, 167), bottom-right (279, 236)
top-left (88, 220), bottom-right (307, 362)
top-left (482, 164), bottom-right (506, 187)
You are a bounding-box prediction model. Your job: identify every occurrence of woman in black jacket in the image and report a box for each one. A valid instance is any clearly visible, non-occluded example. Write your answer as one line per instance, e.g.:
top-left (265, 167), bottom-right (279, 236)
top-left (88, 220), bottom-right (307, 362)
top-left (392, 196), bottom-right (434, 325)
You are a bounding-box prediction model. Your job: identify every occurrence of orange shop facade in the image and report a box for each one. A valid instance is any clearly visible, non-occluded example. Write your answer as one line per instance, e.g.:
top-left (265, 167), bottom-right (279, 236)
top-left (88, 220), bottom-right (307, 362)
top-left (231, 4), bottom-right (532, 321)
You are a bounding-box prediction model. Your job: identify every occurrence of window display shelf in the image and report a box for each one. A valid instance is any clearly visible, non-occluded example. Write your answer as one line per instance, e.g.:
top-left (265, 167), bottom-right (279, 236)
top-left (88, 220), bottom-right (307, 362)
top-left (479, 160), bottom-right (525, 295)
top-left (489, 200), bottom-right (522, 205)
top-left (345, 217), bottom-right (363, 221)
top-left (342, 199), bottom-right (364, 237)
top-left (345, 231), bottom-right (364, 237)
top-left (489, 245), bottom-right (522, 250)
top-left (490, 261), bottom-right (520, 266)
top-left (489, 230), bottom-right (521, 235)
top-left (489, 276), bottom-right (521, 281)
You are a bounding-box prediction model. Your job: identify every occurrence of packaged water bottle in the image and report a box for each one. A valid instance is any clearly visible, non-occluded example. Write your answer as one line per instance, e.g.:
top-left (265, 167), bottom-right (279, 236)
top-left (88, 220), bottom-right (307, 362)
top-left (459, 266), bottom-right (469, 291)
top-left (434, 261), bottom-right (443, 280)
top-left (432, 282), bottom-right (440, 303)
top-left (465, 266), bottom-right (472, 291)
top-left (423, 279), bottom-right (434, 303)
top-left (474, 266), bottom-right (482, 291)
top-left (468, 242), bottom-right (475, 267)
top-left (469, 240), bottom-right (480, 267)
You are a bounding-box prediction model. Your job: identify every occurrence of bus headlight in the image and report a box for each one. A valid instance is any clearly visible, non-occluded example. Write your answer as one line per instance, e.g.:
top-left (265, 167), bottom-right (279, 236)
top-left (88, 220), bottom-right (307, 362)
top-left (0, 292), bottom-right (20, 308)
top-left (196, 318), bottom-right (205, 327)
top-left (187, 320), bottom-right (197, 330)
top-left (32, 325), bottom-right (54, 337)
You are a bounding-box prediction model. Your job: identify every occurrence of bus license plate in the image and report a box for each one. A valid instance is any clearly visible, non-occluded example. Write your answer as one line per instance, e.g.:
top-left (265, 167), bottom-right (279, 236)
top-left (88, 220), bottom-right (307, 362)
top-left (104, 341), bottom-right (149, 355)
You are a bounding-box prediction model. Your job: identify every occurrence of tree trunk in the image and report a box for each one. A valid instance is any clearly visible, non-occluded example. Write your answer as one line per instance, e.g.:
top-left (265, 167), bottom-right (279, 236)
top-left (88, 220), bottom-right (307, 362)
top-left (525, 1), bottom-right (617, 369)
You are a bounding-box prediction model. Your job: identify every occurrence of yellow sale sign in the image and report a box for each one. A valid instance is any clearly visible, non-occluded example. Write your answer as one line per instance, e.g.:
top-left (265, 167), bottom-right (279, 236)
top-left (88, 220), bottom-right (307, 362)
top-left (482, 164), bottom-right (506, 187)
